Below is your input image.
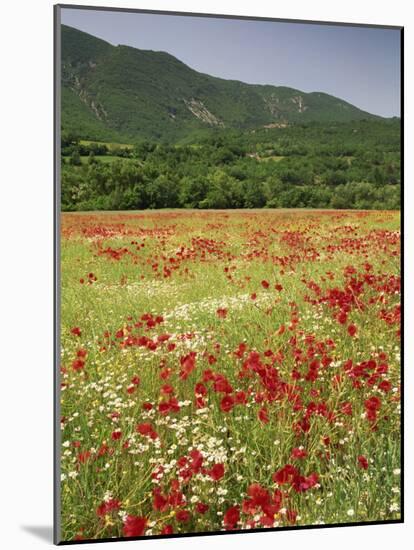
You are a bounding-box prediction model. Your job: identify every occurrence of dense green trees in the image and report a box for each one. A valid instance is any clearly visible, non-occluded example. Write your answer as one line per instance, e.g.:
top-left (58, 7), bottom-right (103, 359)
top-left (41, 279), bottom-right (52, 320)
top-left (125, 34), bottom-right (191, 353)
top-left (60, 119), bottom-right (401, 211)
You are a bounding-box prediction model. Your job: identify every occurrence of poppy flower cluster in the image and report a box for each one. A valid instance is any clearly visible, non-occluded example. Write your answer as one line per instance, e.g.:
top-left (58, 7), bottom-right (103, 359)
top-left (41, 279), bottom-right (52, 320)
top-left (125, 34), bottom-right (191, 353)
top-left (60, 209), bottom-right (401, 541)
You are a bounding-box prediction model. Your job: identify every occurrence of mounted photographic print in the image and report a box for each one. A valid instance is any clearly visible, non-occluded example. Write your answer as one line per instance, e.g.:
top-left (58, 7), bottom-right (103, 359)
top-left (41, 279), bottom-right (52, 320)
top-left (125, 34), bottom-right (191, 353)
top-left (54, 4), bottom-right (403, 544)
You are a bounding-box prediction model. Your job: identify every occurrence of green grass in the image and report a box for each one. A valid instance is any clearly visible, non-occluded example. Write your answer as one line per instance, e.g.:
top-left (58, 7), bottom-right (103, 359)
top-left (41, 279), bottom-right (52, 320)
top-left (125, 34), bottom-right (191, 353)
top-left (256, 155), bottom-right (286, 162)
top-left (79, 140), bottom-right (134, 151)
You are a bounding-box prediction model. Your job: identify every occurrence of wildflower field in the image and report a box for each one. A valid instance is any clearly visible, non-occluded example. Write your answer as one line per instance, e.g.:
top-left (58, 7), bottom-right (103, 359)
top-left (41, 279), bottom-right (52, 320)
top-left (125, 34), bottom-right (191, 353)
top-left (59, 209), bottom-right (401, 541)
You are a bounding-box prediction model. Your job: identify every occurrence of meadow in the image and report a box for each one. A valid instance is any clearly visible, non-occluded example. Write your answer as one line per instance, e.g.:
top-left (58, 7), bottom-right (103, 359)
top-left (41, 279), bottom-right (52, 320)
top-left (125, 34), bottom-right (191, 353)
top-left (60, 209), bottom-right (401, 541)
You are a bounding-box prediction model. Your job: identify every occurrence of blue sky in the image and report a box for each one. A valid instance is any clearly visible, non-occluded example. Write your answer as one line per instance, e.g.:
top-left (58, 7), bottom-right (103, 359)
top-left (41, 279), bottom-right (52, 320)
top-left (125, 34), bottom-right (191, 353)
top-left (61, 7), bottom-right (401, 117)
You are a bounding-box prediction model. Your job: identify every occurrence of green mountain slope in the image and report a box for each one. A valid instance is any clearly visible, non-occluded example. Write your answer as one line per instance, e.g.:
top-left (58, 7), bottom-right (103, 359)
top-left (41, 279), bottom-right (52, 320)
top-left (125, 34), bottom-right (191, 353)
top-left (61, 24), bottom-right (380, 142)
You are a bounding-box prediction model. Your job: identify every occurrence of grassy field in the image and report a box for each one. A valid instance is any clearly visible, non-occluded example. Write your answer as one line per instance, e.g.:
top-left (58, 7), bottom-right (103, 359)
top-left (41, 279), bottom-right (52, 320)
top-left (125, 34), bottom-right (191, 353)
top-left (79, 139), bottom-right (134, 151)
top-left (59, 209), bottom-right (401, 541)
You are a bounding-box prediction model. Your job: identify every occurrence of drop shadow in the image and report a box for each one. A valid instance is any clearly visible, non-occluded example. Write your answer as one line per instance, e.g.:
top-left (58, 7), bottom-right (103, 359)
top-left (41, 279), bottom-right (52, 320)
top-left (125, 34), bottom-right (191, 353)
top-left (21, 525), bottom-right (54, 543)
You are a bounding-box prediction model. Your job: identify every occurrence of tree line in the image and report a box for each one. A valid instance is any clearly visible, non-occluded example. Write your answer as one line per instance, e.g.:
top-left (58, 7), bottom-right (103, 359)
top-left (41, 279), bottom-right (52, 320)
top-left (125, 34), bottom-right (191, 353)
top-left (61, 120), bottom-right (401, 211)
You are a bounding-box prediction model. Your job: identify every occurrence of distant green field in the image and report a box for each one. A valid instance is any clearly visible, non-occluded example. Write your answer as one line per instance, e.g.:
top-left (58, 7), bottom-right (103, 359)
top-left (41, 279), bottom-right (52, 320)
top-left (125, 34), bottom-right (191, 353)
top-left (257, 155), bottom-right (286, 162)
top-left (79, 139), bottom-right (134, 151)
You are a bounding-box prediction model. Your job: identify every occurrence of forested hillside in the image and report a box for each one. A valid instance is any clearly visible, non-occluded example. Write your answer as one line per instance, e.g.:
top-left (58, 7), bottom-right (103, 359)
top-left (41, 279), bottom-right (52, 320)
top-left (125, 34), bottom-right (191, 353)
top-left (61, 24), bottom-right (379, 143)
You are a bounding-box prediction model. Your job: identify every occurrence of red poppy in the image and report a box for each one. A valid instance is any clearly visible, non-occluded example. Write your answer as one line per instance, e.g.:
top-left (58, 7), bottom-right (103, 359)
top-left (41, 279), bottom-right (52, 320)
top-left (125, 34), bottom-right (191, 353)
top-left (291, 447), bottom-right (307, 460)
top-left (72, 358), bottom-right (85, 371)
top-left (123, 515), bottom-right (147, 537)
top-left (196, 502), bottom-right (209, 514)
top-left (245, 483), bottom-right (271, 508)
top-left (277, 324), bottom-right (286, 335)
top-left (189, 449), bottom-right (204, 473)
top-left (365, 396), bottom-right (381, 411)
top-left (159, 397), bottom-right (180, 415)
top-left (207, 354), bottom-right (217, 365)
top-left (341, 402), bottom-right (353, 416)
top-left (224, 505), bottom-right (240, 529)
top-left (153, 488), bottom-right (168, 511)
top-left (136, 422), bottom-right (158, 440)
top-left (179, 352), bottom-right (197, 380)
top-left (96, 498), bottom-right (121, 517)
top-left (220, 395), bottom-right (235, 413)
top-left (71, 327), bottom-right (82, 337)
top-left (261, 280), bottom-right (270, 289)
top-left (131, 375), bottom-right (140, 386)
top-left (378, 379), bottom-right (392, 392)
top-left (258, 407), bottom-right (269, 424)
top-left (195, 396), bottom-right (205, 409)
top-left (208, 463), bottom-right (225, 481)
top-left (364, 395), bottom-right (381, 423)
top-left (213, 376), bottom-right (233, 394)
top-left (176, 510), bottom-right (190, 523)
top-left (358, 455), bottom-right (369, 470)
top-left (77, 451), bottom-right (91, 464)
top-left (347, 324), bottom-right (357, 337)
top-left (272, 464), bottom-right (298, 485)
top-left (111, 430), bottom-right (122, 441)
top-left (235, 391), bottom-right (247, 404)
top-left (291, 472), bottom-right (319, 492)
top-left (336, 311), bottom-right (348, 325)
top-left (202, 369), bottom-right (215, 382)
top-left (195, 382), bottom-right (207, 396)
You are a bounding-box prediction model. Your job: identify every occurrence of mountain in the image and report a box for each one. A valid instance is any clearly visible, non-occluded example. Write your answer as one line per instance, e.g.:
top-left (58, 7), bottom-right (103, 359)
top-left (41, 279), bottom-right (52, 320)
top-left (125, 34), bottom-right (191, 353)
top-left (61, 24), bottom-right (379, 143)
